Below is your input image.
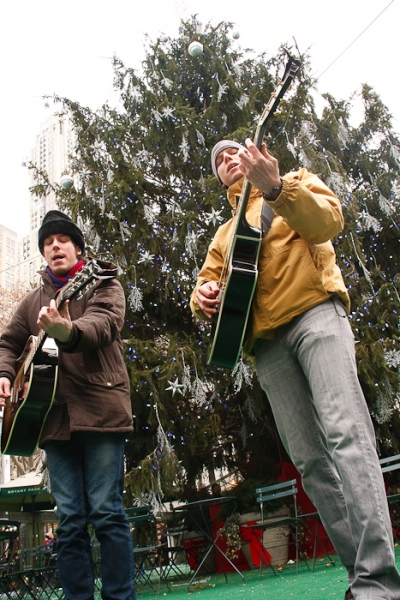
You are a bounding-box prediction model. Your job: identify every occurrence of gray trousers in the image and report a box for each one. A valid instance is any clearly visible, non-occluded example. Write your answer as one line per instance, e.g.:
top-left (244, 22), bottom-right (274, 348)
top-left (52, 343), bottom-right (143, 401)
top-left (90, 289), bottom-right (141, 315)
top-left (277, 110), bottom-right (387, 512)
top-left (255, 296), bottom-right (400, 600)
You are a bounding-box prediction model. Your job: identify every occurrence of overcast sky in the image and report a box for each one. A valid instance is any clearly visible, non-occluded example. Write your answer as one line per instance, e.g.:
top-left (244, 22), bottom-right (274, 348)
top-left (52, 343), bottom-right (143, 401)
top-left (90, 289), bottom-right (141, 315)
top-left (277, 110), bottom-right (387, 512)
top-left (0, 0), bottom-right (398, 236)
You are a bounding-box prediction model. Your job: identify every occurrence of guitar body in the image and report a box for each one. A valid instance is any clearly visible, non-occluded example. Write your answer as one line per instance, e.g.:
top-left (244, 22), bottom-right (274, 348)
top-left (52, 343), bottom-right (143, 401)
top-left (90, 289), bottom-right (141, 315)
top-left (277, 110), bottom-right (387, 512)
top-left (208, 226), bottom-right (261, 369)
top-left (1, 361), bottom-right (58, 456)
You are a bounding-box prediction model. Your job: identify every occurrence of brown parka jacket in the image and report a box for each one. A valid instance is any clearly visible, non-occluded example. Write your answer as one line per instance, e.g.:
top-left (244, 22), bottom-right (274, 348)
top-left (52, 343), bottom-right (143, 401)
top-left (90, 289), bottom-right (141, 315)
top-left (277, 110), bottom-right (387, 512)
top-left (190, 169), bottom-right (350, 353)
top-left (0, 259), bottom-right (133, 446)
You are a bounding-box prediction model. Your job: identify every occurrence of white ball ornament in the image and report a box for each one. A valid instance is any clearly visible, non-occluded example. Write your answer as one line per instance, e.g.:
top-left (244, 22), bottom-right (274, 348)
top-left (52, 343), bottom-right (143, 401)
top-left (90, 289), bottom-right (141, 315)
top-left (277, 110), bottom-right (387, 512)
top-left (188, 41), bottom-right (203, 57)
top-left (160, 35), bottom-right (168, 43)
top-left (60, 174), bottom-right (74, 190)
top-left (233, 32), bottom-right (240, 40)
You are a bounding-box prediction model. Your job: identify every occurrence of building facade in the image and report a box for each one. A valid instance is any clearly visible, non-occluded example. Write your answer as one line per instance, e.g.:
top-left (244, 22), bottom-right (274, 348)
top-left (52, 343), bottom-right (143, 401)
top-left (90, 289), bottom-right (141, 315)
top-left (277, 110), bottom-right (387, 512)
top-left (10, 114), bottom-right (75, 289)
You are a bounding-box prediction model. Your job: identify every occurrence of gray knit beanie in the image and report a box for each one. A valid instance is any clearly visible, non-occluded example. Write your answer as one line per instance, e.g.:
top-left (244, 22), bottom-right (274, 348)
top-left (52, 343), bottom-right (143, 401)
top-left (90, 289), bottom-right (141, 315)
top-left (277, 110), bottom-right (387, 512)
top-left (211, 140), bottom-right (242, 184)
top-left (38, 210), bottom-right (85, 255)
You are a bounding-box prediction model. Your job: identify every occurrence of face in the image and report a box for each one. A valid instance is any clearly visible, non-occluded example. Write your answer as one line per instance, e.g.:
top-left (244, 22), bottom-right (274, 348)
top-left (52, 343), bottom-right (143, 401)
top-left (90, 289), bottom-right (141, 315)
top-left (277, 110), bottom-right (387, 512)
top-left (216, 147), bottom-right (243, 187)
top-left (43, 234), bottom-right (81, 276)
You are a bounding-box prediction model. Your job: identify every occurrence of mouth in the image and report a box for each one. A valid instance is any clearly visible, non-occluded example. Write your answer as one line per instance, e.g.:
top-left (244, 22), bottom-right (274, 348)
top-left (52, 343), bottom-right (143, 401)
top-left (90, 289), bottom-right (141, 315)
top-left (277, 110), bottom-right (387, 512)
top-left (52, 254), bottom-right (65, 263)
top-left (227, 163), bottom-right (238, 173)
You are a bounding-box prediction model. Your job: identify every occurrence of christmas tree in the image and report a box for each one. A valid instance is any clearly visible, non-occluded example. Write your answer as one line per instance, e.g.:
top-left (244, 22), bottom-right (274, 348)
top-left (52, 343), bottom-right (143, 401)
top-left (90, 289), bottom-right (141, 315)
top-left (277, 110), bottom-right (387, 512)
top-left (29, 17), bottom-right (400, 509)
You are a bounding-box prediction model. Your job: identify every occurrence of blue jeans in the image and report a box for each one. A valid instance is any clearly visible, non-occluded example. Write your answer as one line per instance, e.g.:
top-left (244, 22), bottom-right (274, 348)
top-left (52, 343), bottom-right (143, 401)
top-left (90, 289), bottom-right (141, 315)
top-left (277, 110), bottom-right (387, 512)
top-left (255, 297), bottom-right (400, 600)
top-left (45, 432), bottom-right (135, 600)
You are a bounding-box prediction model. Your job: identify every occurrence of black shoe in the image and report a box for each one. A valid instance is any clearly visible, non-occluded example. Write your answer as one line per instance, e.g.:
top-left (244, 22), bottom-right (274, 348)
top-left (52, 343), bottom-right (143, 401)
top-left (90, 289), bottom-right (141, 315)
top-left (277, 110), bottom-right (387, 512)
top-left (344, 589), bottom-right (354, 600)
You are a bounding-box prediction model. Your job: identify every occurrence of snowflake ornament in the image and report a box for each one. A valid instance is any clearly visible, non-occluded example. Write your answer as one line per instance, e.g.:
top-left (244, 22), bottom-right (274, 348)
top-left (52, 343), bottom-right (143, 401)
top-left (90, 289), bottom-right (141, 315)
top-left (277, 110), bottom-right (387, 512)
top-left (166, 377), bottom-right (184, 396)
top-left (205, 208), bottom-right (224, 226)
top-left (138, 251), bottom-right (155, 265)
top-left (162, 106), bottom-right (175, 120)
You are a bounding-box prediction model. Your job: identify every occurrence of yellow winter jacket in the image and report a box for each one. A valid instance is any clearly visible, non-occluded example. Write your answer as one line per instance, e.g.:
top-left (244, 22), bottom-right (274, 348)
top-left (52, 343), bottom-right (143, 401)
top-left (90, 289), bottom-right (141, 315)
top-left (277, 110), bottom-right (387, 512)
top-left (190, 168), bottom-right (350, 353)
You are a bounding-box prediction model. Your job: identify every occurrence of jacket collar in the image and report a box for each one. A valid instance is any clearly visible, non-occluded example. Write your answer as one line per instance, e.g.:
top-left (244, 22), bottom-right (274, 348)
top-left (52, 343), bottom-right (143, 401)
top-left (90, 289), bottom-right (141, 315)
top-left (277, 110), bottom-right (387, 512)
top-left (227, 177), bottom-right (262, 214)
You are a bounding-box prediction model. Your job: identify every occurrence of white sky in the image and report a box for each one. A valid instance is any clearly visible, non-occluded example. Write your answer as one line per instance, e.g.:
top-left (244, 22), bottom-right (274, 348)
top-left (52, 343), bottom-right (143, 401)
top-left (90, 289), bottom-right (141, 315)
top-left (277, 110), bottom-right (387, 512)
top-left (0, 0), bottom-right (398, 236)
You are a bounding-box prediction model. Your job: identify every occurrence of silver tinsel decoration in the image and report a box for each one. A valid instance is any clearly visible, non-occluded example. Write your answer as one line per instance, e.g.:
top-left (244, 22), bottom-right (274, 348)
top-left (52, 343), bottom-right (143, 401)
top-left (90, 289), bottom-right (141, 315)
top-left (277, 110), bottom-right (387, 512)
top-left (119, 221), bottom-right (131, 240)
top-left (379, 193), bottom-right (393, 216)
top-left (192, 265), bottom-right (200, 281)
top-left (244, 396), bottom-right (258, 422)
top-left (185, 229), bottom-right (199, 258)
top-left (152, 108), bottom-right (163, 123)
top-left (160, 72), bottom-right (173, 89)
top-left (350, 232), bottom-right (373, 291)
top-left (128, 266), bottom-right (143, 312)
top-left (144, 204), bottom-right (157, 225)
top-left (298, 149), bottom-right (312, 169)
top-left (189, 372), bottom-right (207, 407)
top-left (196, 129), bottom-right (205, 146)
top-left (214, 73), bottom-right (228, 102)
top-left (155, 403), bottom-right (174, 456)
top-left (93, 233), bottom-right (101, 253)
top-left (390, 142), bottom-right (400, 166)
top-left (128, 286), bottom-right (143, 312)
top-left (235, 95), bottom-right (249, 110)
top-left (357, 210), bottom-right (382, 233)
top-left (232, 356), bottom-right (254, 393)
top-left (373, 376), bottom-right (395, 425)
top-left (384, 349), bottom-right (400, 369)
top-left (326, 171), bottom-right (351, 206)
top-left (337, 122), bottom-right (349, 148)
top-left (179, 135), bottom-right (190, 161)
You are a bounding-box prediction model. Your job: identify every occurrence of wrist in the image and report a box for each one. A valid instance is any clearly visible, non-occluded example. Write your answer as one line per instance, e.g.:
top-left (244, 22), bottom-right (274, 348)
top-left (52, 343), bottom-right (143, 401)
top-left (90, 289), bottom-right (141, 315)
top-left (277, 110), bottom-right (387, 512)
top-left (263, 179), bottom-right (282, 201)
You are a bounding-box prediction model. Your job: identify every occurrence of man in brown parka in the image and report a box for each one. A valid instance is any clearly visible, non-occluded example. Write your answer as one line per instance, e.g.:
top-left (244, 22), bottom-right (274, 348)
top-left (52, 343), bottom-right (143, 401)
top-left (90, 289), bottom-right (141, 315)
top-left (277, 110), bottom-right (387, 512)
top-left (0, 210), bottom-right (135, 600)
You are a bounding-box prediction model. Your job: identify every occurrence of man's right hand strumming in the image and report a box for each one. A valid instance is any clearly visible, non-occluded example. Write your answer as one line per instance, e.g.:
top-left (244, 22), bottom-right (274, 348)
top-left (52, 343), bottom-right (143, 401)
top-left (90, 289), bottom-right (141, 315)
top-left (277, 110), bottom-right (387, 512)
top-left (196, 281), bottom-right (221, 319)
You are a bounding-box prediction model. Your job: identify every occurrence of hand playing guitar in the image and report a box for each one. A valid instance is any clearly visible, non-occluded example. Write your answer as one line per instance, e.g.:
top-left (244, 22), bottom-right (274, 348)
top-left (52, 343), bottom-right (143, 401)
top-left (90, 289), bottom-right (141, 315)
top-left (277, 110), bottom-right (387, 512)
top-left (239, 139), bottom-right (281, 195)
top-left (0, 377), bottom-right (9, 405)
top-left (37, 299), bottom-right (72, 343)
top-left (0, 377), bottom-right (29, 404)
top-left (197, 281), bottom-right (221, 319)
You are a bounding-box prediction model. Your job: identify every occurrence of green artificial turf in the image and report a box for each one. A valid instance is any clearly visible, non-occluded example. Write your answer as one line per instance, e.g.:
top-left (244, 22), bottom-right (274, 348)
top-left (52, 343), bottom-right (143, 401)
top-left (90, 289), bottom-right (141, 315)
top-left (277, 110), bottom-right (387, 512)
top-left (129, 552), bottom-right (400, 599)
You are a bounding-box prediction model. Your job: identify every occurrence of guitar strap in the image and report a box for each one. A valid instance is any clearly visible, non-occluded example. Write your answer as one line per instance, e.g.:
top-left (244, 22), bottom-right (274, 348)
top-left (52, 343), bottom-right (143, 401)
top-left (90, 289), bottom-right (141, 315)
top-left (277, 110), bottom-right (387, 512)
top-left (261, 201), bottom-right (275, 238)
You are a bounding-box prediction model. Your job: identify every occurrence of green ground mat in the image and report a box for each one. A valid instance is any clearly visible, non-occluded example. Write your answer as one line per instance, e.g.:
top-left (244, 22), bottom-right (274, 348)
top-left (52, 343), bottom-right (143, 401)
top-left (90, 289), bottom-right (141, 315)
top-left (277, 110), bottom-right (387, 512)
top-left (126, 552), bottom-right (400, 600)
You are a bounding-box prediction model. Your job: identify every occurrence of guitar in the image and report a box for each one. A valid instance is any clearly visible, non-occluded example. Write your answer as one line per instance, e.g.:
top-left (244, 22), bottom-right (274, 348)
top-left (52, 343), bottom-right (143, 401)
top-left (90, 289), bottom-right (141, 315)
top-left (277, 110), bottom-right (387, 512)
top-left (1, 260), bottom-right (105, 457)
top-left (208, 55), bottom-right (301, 369)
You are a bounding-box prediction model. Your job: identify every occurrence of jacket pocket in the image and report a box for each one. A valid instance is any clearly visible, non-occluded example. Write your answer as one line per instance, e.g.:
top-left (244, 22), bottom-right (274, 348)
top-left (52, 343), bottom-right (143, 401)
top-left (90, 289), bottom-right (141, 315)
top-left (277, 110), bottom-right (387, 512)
top-left (254, 239), bottom-right (330, 330)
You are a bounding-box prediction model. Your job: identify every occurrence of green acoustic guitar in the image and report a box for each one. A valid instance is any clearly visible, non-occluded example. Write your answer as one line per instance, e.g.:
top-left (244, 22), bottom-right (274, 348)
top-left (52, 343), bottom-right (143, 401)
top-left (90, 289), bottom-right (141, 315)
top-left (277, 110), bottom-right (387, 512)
top-left (208, 56), bottom-right (301, 369)
top-left (1, 260), bottom-right (105, 457)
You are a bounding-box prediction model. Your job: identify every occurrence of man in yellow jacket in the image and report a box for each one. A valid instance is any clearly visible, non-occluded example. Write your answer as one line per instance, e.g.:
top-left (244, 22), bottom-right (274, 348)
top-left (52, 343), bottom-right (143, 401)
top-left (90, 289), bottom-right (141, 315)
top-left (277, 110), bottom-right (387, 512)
top-left (191, 138), bottom-right (400, 600)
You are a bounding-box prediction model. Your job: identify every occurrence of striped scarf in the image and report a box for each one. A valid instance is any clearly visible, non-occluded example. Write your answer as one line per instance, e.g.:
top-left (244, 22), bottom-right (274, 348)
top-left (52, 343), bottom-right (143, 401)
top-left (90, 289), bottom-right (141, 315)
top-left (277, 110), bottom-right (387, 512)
top-left (46, 260), bottom-right (85, 289)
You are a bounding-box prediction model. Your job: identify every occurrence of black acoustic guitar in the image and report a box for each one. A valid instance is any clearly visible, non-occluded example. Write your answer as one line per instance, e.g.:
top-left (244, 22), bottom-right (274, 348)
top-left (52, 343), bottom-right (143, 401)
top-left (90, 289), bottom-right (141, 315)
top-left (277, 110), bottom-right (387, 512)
top-left (208, 56), bottom-right (301, 369)
top-left (1, 260), bottom-right (105, 457)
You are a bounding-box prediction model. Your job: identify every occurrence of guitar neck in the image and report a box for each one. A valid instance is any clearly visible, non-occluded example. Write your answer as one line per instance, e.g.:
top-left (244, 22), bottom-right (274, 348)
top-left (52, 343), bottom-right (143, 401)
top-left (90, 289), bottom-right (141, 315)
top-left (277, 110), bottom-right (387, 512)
top-left (235, 56), bottom-right (301, 229)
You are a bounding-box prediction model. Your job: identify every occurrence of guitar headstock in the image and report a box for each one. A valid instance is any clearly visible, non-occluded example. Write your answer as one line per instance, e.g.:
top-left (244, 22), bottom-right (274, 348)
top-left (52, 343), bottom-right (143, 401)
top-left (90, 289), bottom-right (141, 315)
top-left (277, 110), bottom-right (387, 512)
top-left (59, 260), bottom-right (103, 303)
top-left (254, 55), bottom-right (301, 147)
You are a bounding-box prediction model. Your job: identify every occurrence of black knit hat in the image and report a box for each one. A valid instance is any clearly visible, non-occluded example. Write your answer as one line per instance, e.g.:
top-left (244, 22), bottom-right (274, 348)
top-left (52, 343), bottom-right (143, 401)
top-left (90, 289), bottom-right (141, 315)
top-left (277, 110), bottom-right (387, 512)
top-left (38, 210), bottom-right (85, 255)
